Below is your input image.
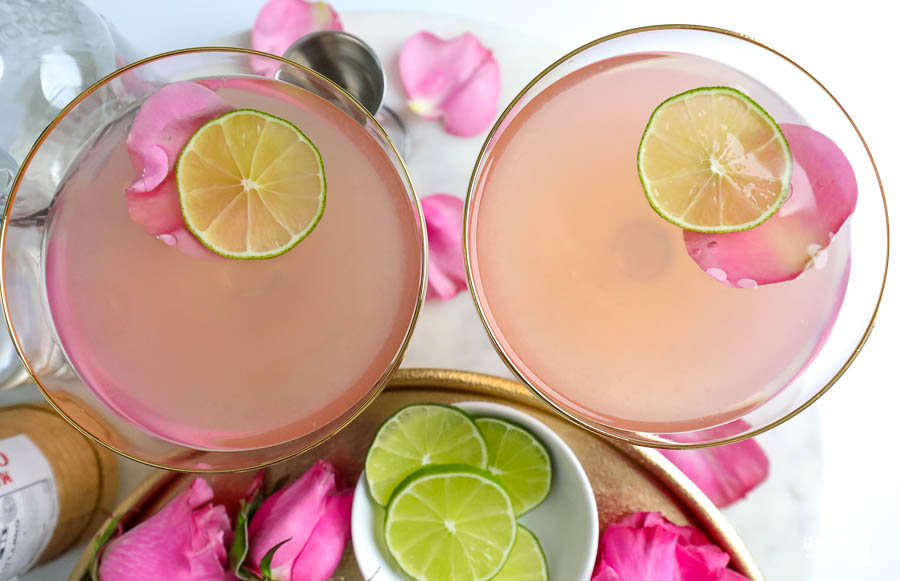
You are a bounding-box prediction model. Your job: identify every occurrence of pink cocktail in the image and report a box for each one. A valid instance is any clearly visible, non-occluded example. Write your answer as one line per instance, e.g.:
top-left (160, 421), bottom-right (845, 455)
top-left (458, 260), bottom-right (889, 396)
top-left (465, 27), bottom-right (888, 446)
top-left (2, 49), bottom-right (426, 470)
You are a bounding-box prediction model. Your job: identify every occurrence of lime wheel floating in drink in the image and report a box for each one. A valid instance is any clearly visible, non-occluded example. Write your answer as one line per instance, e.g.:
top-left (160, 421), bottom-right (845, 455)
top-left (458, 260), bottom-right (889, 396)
top-left (176, 109), bottom-right (326, 258)
top-left (637, 86), bottom-right (792, 233)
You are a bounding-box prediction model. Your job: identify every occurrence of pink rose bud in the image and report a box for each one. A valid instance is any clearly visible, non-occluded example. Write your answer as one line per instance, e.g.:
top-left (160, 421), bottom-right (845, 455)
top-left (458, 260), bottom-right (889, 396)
top-left (399, 31), bottom-right (501, 137)
top-left (99, 478), bottom-right (232, 581)
top-left (251, 0), bottom-right (343, 76)
top-left (592, 512), bottom-right (750, 581)
top-left (422, 193), bottom-right (467, 300)
top-left (288, 489), bottom-right (353, 581)
top-left (247, 460), bottom-right (348, 581)
top-left (124, 81), bottom-right (233, 259)
top-left (684, 124), bottom-right (857, 287)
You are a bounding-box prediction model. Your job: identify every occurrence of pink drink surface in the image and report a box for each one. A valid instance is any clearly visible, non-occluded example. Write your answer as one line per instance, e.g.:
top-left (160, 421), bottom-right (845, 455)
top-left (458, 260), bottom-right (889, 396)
top-left (469, 53), bottom-right (850, 432)
top-left (45, 78), bottom-right (422, 450)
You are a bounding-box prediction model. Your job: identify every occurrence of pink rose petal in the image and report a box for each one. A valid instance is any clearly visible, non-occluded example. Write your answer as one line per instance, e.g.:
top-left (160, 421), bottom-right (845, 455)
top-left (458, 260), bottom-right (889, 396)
top-left (247, 460), bottom-right (336, 580)
top-left (99, 478), bottom-right (232, 581)
top-left (399, 31), bottom-right (501, 137)
top-left (592, 515), bottom-right (680, 581)
top-left (684, 123), bottom-right (857, 287)
top-left (251, 0), bottom-right (343, 76)
top-left (592, 512), bottom-right (750, 581)
top-left (422, 194), bottom-right (467, 300)
top-left (290, 489), bottom-right (354, 581)
top-left (124, 82), bottom-right (232, 259)
top-left (126, 82), bottom-right (231, 193)
top-left (660, 423), bottom-right (769, 508)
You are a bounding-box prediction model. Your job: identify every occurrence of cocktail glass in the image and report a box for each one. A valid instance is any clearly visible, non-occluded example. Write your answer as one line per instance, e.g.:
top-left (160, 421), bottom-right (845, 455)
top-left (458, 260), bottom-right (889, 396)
top-left (1, 48), bottom-right (426, 471)
top-left (465, 26), bottom-right (888, 448)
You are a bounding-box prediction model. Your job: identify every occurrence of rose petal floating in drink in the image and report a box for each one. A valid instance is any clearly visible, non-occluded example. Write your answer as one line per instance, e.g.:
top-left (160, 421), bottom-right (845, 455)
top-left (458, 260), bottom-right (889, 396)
top-left (247, 460), bottom-right (353, 581)
top-left (422, 193), bottom-right (467, 300)
top-left (591, 512), bottom-right (750, 581)
top-left (125, 82), bottom-right (231, 194)
top-left (125, 81), bottom-right (232, 258)
top-left (98, 478), bottom-right (231, 581)
top-left (251, 0), bottom-right (343, 76)
top-left (125, 176), bottom-right (219, 259)
top-left (659, 423), bottom-right (769, 508)
top-left (684, 123), bottom-right (857, 287)
top-left (399, 31), bottom-right (501, 137)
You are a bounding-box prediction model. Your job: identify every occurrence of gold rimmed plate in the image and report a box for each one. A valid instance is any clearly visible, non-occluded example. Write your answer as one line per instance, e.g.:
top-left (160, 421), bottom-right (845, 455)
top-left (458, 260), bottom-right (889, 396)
top-left (69, 369), bottom-right (764, 580)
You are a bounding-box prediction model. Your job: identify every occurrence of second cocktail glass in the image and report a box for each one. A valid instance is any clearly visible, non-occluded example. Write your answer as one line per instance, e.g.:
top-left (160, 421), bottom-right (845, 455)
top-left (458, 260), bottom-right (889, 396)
top-left (465, 26), bottom-right (888, 447)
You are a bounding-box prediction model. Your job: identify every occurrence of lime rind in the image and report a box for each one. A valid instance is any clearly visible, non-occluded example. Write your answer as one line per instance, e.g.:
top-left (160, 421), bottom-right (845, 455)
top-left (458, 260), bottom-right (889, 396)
top-left (474, 417), bottom-right (552, 516)
top-left (176, 108), bottom-right (326, 259)
top-left (636, 86), bottom-right (792, 234)
top-left (384, 464), bottom-right (517, 581)
top-left (365, 404), bottom-right (488, 506)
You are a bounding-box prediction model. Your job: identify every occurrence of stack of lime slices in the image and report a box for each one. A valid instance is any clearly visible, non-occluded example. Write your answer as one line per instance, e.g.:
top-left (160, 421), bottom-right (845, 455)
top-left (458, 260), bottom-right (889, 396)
top-left (365, 404), bottom-right (553, 581)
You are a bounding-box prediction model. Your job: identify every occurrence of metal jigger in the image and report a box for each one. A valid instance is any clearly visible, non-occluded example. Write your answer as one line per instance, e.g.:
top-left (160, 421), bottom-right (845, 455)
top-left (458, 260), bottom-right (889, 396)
top-left (280, 30), bottom-right (408, 156)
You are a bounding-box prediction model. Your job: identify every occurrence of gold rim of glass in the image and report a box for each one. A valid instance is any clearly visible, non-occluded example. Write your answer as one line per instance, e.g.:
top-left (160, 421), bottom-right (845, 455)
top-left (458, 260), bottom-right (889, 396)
top-left (0, 46), bottom-right (429, 473)
top-left (463, 24), bottom-right (890, 449)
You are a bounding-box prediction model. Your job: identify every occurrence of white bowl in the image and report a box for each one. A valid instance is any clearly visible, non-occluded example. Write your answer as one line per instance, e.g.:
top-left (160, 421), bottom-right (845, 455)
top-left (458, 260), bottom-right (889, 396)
top-left (352, 401), bottom-right (599, 580)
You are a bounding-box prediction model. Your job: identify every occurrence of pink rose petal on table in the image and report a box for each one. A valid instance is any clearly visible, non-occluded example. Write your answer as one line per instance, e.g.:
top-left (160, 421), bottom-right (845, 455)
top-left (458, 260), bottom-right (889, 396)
top-left (685, 123), bottom-right (857, 287)
top-left (660, 423), bottom-right (769, 508)
top-left (247, 460), bottom-right (336, 580)
top-left (399, 31), bottom-right (501, 137)
top-left (99, 478), bottom-right (232, 581)
top-left (251, 0), bottom-right (343, 76)
top-left (592, 512), bottom-right (750, 581)
top-left (290, 489), bottom-right (354, 581)
top-left (422, 194), bottom-right (467, 300)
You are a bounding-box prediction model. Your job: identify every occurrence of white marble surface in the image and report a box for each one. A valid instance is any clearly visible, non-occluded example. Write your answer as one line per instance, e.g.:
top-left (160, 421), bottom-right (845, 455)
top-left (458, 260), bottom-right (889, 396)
top-left (8, 1), bottom-right (898, 580)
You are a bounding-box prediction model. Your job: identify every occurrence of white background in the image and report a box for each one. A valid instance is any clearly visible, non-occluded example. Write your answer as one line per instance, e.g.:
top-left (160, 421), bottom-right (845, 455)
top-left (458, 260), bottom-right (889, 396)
top-left (19, 0), bottom-right (900, 579)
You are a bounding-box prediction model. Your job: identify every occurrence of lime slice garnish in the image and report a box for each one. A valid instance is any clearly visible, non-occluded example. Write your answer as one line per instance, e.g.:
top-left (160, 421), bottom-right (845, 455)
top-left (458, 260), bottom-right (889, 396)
top-left (474, 417), bottom-right (551, 516)
top-left (384, 465), bottom-right (517, 581)
top-left (176, 109), bottom-right (326, 258)
top-left (365, 404), bottom-right (487, 506)
top-left (492, 525), bottom-right (549, 581)
top-left (637, 86), bottom-right (792, 233)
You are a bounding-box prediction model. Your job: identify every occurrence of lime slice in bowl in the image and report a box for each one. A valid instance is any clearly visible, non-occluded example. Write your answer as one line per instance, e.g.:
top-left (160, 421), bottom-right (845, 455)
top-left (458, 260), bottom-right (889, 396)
top-left (176, 109), bottom-right (326, 258)
top-left (474, 417), bottom-right (551, 515)
top-left (384, 465), bottom-right (517, 581)
top-left (637, 86), bottom-right (792, 233)
top-left (365, 404), bottom-right (487, 506)
top-left (492, 524), bottom-right (549, 581)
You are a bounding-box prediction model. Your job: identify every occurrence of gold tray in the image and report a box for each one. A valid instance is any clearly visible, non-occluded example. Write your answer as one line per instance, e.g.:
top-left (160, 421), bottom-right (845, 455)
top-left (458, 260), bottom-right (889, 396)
top-left (70, 369), bottom-right (764, 580)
